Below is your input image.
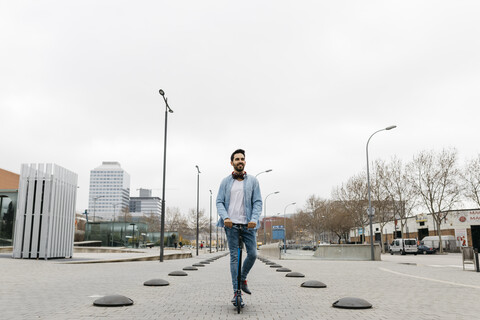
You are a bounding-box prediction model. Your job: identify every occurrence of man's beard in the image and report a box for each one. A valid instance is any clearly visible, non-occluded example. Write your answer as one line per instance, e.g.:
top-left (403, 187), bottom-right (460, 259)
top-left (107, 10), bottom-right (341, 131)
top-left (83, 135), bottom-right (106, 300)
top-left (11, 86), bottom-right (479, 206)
top-left (234, 164), bottom-right (244, 172)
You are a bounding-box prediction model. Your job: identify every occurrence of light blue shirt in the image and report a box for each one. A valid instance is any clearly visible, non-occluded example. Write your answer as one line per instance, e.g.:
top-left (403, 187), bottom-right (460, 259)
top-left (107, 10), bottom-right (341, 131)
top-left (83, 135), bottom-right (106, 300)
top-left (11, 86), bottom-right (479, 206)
top-left (216, 174), bottom-right (262, 229)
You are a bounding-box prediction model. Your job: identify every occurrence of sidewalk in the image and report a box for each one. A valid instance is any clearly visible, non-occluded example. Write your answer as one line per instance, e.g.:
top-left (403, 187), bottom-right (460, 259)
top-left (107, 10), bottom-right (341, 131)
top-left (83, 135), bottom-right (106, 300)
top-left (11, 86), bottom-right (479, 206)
top-left (1, 250), bottom-right (480, 319)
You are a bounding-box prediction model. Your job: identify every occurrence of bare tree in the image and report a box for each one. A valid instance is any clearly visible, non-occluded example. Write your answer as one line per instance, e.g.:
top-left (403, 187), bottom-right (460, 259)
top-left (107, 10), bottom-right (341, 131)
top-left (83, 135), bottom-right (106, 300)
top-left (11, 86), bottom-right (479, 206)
top-left (381, 156), bottom-right (417, 240)
top-left (165, 207), bottom-right (182, 231)
top-left (462, 154), bottom-right (480, 207)
top-left (370, 159), bottom-right (395, 252)
top-left (296, 195), bottom-right (327, 244)
top-left (409, 149), bottom-right (462, 253)
top-left (141, 212), bottom-right (161, 232)
top-left (332, 172), bottom-right (368, 242)
top-left (188, 209), bottom-right (209, 242)
top-left (323, 201), bottom-right (355, 244)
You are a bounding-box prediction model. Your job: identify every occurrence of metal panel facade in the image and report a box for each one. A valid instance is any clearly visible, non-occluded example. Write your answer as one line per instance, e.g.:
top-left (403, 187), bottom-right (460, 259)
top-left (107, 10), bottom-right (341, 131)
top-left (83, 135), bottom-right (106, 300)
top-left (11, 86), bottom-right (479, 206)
top-left (13, 164), bottom-right (78, 259)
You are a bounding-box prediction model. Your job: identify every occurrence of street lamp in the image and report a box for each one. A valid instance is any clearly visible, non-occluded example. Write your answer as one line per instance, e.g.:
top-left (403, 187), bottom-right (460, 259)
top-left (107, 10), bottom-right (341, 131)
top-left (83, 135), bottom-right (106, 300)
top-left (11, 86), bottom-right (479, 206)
top-left (159, 89), bottom-right (174, 262)
top-left (255, 169), bottom-right (273, 178)
top-left (264, 191), bottom-right (279, 244)
top-left (111, 203), bottom-right (122, 247)
top-left (283, 202), bottom-right (296, 253)
top-left (92, 195), bottom-right (105, 223)
top-left (195, 165), bottom-right (201, 256)
top-left (366, 125), bottom-right (397, 261)
top-left (209, 189), bottom-right (212, 253)
top-left (130, 223), bottom-right (136, 248)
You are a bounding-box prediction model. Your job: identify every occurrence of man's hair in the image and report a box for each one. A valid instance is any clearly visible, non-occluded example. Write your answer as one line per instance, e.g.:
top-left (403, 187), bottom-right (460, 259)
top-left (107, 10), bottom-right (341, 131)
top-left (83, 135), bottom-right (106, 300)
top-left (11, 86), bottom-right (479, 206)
top-left (231, 149), bottom-right (245, 161)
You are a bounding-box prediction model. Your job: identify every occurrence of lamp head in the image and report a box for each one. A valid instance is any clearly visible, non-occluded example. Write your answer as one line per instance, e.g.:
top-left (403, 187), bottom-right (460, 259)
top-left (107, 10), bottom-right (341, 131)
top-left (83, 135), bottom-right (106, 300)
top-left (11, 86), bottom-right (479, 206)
top-left (386, 125), bottom-right (397, 130)
top-left (274, 191), bottom-right (280, 194)
top-left (159, 89), bottom-right (165, 96)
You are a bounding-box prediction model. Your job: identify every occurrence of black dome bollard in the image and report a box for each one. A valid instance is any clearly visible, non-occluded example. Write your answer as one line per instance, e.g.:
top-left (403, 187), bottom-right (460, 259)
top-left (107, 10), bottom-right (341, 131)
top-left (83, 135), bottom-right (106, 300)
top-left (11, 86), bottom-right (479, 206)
top-left (270, 264), bottom-right (282, 268)
top-left (93, 295), bottom-right (133, 307)
top-left (183, 266), bottom-right (198, 271)
top-left (144, 279), bottom-right (170, 286)
top-left (332, 297), bottom-right (372, 309)
top-left (276, 268), bottom-right (291, 272)
top-left (287, 272), bottom-right (305, 278)
top-left (301, 280), bottom-right (326, 287)
top-left (168, 271), bottom-right (188, 276)
top-left (193, 263), bottom-right (205, 267)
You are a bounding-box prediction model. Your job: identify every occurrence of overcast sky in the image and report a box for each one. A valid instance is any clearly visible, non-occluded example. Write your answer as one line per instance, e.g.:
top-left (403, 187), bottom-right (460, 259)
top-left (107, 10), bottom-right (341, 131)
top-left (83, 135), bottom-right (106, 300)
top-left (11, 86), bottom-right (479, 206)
top-left (2, 1), bottom-right (480, 219)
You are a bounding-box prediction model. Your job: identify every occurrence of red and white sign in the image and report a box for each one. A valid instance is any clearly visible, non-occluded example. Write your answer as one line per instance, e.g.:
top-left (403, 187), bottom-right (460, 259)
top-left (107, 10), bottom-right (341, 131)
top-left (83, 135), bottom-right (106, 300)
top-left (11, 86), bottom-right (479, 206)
top-left (468, 210), bottom-right (480, 223)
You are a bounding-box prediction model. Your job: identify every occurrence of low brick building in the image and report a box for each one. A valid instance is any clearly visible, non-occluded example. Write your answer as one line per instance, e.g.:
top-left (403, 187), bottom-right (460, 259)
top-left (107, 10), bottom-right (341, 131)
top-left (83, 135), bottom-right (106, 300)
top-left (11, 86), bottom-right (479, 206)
top-left (0, 168), bottom-right (20, 246)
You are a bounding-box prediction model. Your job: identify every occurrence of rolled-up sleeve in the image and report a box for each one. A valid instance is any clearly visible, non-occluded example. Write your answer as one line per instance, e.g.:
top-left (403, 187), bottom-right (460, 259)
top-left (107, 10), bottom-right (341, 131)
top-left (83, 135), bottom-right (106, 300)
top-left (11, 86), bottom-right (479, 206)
top-left (216, 179), bottom-right (229, 221)
top-left (250, 179), bottom-right (262, 224)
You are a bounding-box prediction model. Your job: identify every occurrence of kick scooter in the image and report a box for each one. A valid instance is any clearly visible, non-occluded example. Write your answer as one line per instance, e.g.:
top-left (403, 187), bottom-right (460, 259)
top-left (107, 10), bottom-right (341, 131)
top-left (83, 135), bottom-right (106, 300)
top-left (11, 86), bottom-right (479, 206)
top-left (233, 224), bottom-right (244, 313)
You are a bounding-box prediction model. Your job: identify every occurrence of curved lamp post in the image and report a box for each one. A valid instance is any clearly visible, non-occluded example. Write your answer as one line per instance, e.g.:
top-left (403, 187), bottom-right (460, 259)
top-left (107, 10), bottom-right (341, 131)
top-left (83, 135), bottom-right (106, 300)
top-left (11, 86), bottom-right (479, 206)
top-left (366, 125), bottom-right (396, 260)
top-left (159, 89), bottom-right (174, 262)
top-left (264, 191), bottom-right (279, 244)
top-left (255, 169), bottom-right (272, 178)
top-left (283, 202), bottom-right (296, 253)
top-left (195, 165), bottom-right (201, 256)
top-left (92, 195), bottom-right (105, 223)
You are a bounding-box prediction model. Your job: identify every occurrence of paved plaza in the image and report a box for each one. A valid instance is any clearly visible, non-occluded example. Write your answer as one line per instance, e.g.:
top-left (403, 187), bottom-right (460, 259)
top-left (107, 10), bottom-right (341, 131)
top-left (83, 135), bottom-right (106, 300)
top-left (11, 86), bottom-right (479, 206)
top-left (1, 248), bottom-right (480, 319)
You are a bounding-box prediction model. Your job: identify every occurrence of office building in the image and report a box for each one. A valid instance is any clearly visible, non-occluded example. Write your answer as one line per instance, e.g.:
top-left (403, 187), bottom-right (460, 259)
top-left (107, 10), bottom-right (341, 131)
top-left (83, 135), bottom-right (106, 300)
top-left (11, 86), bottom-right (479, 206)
top-left (129, 188), bottom-right (161, 218)
top-left (88, 161), bottom-right (130, 221)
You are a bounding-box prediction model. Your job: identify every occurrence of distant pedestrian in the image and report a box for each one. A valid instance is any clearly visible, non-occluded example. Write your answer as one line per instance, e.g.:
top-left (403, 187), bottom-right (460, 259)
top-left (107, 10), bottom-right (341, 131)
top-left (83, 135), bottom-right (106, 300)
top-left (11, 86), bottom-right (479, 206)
top-left (174, 242), bottom-right (177, 249)
top-left (200, 243), bottom-right (204, 249)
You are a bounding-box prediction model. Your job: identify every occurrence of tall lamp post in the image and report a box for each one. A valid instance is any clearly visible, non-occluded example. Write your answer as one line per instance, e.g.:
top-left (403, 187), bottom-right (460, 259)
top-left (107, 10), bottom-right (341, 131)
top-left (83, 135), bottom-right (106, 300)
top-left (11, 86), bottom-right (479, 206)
top-left (111, 203), bottom-right (122, 247)
top-left (283, 202), bottom-right (296, 253)
top-left (92, 195), bottom-right (105, 223)
top-left (264, 191), bottom-right (279, 244)
top-left (195, 165), bottom-right (201, 256)
top-left (159, 89), bottom-right (174, 262)
top-left (209, 190), bottom-right (212, 253)
top-left (366, 125), bottom-right (397, 261)
top-left (130, 223), bottom-right (136, 248)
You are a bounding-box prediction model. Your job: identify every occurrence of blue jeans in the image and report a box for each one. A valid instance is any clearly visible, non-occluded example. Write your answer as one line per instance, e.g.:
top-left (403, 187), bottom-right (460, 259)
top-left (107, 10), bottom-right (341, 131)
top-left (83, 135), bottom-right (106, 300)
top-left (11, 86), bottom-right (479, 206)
top-left (225, 225), bottom-right (257, 291)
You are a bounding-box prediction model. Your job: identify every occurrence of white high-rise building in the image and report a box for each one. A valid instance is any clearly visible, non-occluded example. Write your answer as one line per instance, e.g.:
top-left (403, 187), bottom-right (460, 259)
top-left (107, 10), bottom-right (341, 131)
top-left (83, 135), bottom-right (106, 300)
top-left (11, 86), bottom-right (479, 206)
top-left (88, 161), bottom-right (130, 221)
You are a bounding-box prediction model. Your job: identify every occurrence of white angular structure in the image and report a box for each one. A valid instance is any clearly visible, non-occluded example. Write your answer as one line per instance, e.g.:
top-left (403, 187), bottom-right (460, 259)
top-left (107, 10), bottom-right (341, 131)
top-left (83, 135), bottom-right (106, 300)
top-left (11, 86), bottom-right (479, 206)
top-left (13, 164), bottom-right (78, 259)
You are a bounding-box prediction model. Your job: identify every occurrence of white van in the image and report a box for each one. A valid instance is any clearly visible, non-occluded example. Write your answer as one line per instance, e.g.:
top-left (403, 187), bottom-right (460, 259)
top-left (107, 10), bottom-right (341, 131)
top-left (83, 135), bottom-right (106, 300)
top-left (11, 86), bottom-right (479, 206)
top-left (420, 235), bottom-right (458, 252)
top-left (389, 238), bottom-right (418, 255)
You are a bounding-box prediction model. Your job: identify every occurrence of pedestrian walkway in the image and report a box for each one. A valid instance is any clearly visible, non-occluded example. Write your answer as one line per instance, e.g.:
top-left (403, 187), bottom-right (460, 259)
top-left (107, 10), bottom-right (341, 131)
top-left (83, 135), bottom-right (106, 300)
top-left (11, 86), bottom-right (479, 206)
top-left (1, 250), bottom-right (480, 319)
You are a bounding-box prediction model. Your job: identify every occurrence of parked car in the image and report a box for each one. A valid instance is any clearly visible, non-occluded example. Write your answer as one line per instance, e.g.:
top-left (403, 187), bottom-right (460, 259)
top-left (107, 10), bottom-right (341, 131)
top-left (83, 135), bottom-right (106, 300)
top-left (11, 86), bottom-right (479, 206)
top-left (301, 245), bottom-right (314, 250)
top-left (389, 238), bottom-right (418, 255)
top-left (417, 245), bottom-right (437, 254)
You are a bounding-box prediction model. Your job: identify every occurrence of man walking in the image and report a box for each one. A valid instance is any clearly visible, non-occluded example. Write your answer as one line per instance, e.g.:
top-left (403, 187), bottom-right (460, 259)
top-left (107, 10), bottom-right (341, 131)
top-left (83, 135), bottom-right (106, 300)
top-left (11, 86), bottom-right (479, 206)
top-left (216, 149), bottom-right (262, 307)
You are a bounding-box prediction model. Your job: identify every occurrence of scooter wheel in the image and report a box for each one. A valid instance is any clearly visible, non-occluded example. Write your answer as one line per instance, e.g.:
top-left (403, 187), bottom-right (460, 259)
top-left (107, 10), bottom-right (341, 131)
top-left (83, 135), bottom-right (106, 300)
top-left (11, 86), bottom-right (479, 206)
top-left (236, 295), bottom-right (241, 313)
